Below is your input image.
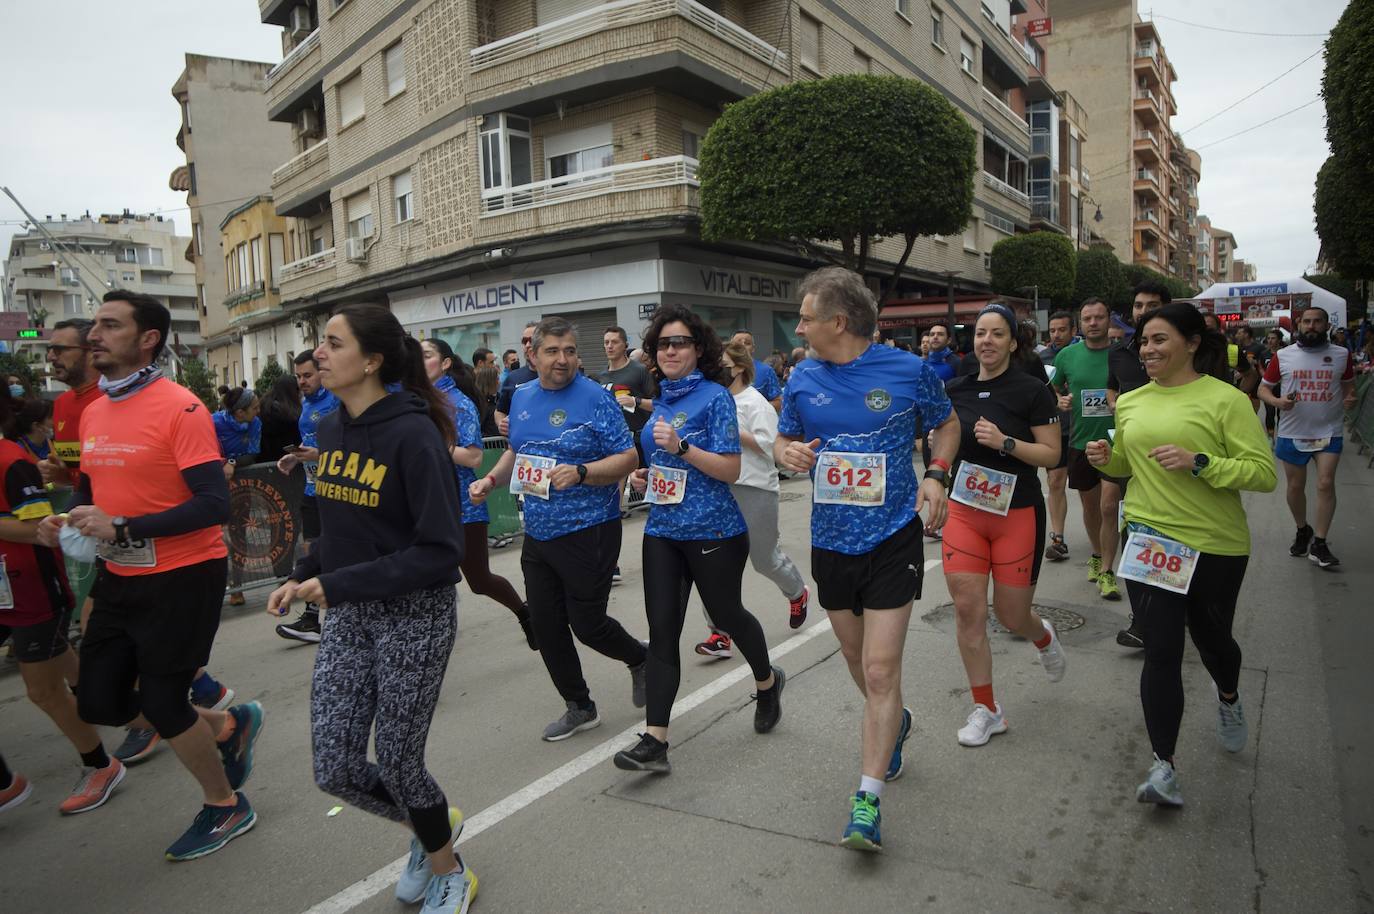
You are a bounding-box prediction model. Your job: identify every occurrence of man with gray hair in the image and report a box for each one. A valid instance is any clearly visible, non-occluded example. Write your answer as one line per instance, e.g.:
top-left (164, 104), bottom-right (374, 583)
top-left (775, 266), bottom-right (960, 853)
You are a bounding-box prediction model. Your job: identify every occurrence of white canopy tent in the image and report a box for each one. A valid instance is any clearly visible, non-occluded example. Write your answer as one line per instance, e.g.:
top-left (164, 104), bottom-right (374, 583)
top-left (1194, 278), bottom-right (1346, 332)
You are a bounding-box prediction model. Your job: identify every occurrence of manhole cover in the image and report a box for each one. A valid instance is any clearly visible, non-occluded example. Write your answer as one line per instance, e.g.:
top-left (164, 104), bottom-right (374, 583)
top-left (923, 602), bottom-right (1086, 635)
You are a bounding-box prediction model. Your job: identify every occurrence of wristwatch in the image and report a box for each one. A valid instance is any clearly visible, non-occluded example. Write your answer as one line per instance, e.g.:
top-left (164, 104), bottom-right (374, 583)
top-left (1001, 436), bottom-right (1017, 454)
top-left (112, 516), bottom-right (130, 546)
top-left (575, 463), bottom-right (588, 484)
top-left (1191, 453), bottom-right (1210, 478)
top-left (923, 468), bottom-right (948, 484)
top-left (677, 439), bottom-right (691, 456)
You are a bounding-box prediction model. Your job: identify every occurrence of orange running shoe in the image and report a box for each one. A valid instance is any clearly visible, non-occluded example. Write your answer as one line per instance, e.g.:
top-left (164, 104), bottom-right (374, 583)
top-left (59, 758), bottom-right (126, 815)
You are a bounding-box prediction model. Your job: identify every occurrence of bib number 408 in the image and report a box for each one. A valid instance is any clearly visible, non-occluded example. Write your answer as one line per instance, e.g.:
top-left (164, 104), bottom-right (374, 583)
top-left (1135, 545), bottom-right (1183, 573)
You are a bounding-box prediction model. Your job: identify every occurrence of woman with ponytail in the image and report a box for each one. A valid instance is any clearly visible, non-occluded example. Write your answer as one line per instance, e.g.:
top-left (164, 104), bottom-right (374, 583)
top-left (421, 337), bottom-right (535, 649)
top-left (267, 304), bottom-right (477, 914)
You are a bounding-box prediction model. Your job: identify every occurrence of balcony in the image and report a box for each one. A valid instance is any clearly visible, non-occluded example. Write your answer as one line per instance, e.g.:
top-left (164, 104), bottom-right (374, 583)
top-left (478, 155), bottom-right (698, 231)
top-left (266, 29), bottom-right (323, 119)
top-left (467, 0), bottom-right (788, 115)
top-left (223, 281), bottom-right (267, 310)
top-left (272, 140), bottom-right (331, 215)
top-left (278, 247), bottom-right (337, 300)
top-left (12, 274), bottom-right (63, 294)
top-left (981, 88), bottom-right (1031, 145)
top-left (1134, 130), bottom-right (1160, 162)
top-left (982, 172), bottom-right (1030, 208)
top-left (1133, 87), bottom-right (1161, 123)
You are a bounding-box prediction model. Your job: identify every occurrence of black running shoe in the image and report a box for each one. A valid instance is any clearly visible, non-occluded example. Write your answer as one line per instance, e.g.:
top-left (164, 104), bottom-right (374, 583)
top-left (517, 608), bottom-right (538, 651)
top-left (1116, 616), bottom-right (1145, 650)
top-left (753, 666), bottom-right (786, 734)
top-left (613, 733), bottom-right (671, 773)
top-left (1309, 540), bottom-right (1340, 569)
top-left (275, 611), bottom-right (321, 644)
top-left (1289, 525), bottom-right (1313, 557)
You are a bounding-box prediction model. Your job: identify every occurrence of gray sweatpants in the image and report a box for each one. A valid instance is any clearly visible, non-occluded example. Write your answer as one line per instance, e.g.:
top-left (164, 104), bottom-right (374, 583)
top-left (703, 485), bottom-right (805, 633)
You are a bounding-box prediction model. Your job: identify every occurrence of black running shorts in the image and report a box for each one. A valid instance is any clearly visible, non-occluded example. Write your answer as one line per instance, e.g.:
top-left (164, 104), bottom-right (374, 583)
top-left (812, 517), bottom-right (924, 614)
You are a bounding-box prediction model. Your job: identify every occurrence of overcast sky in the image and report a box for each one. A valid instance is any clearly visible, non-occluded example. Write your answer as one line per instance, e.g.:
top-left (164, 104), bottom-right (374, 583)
top-left (0, 0), bottom-right (1348, 281)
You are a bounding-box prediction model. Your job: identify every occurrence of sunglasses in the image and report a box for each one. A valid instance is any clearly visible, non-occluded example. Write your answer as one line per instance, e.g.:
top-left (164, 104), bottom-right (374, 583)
top-left (521, 337), bottom-right (533, 345)
top-left (656, 335), bottom-right (697, 351)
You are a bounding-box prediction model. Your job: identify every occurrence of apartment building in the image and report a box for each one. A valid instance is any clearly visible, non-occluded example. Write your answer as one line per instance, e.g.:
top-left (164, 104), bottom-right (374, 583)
top-left (171, 54), bottom-right (297, 384)
top-left (219, 196), bottom-right (301, 385)
top-left (253, 0), bottom-right (1051, 358)
top-left (1195, 213), bottom-right (1214, 288)
top-left (1211, 226), bottom-right (1238, 283)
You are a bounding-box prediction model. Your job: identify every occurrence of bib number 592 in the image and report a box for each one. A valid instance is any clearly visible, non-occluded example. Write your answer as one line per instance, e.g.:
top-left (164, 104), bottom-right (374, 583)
top-left (650, 475), bottom-right (677, 498)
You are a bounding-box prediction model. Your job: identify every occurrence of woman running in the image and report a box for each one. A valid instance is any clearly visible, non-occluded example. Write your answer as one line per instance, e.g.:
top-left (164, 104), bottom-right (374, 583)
top-left (613, 305), bottom-right (783, 774)
top-left (694, 340), bottom-right (809, 660)
top-left (213, 387), bottom-right (261, 606)
top-left (267, 304), bottom-right (476, 914)
top-left (942, 304), bottom-right (1066, 747)
top-left (421, 338), bottom-right (534, 649)
top-left (1087, 302), bottom-right (1276, 807)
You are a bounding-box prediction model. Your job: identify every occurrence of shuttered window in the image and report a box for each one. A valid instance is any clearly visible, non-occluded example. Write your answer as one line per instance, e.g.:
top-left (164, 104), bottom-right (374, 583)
top-left (799, 13), bottom-right (821, 72)
top-left (338, 72), bottom-right (364, 126)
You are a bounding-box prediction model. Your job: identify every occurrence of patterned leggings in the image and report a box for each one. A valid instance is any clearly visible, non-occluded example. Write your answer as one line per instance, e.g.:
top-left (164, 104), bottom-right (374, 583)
top-left (311, 585), bottom-right (457, 853)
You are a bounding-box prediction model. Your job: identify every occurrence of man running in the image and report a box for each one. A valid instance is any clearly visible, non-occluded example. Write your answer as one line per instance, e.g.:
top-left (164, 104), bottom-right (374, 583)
top-left (777, 267), bottom-right (959, 852)
top-left (274, 352), bottom-right (340, 642)
top-left (730, 330), bottom-right (782, 412)
top-left (1053, 298), bottom-right (1123, 601)
top-left (923, 322), bottom-right (962, 383)
top-left (599, 326), bottom-right (656, 583)
top-left (1258, 305), bottom-right (1356, 568)
top-left (36, 290), bottom-right (263, 861)
top-left (1039, 311), bottom-right (1076, 562)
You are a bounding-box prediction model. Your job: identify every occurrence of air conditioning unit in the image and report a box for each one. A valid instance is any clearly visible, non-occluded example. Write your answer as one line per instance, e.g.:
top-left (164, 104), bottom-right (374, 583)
top-left (296, 107), bottom-right (321, 139)
top-left (344, 236), bottom-right (369, 263)
top-left (289, 5), bottom-right (313, 38)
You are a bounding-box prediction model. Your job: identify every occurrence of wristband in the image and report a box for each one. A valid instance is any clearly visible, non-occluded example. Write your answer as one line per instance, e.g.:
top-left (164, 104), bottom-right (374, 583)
top-left (930, 458), bottom-right (951, 473)
top-left (923, 468), bottom-right (948, 484)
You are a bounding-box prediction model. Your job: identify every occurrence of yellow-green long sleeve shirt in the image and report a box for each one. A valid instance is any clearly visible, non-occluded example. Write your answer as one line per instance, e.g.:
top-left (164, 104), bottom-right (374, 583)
top-left (1099, 375), bottom-right (1278, 555)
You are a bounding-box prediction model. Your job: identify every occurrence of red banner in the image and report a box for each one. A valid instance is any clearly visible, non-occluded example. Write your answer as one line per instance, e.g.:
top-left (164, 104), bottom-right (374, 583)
top-left (1027, 18), bottom-right (1051, 37)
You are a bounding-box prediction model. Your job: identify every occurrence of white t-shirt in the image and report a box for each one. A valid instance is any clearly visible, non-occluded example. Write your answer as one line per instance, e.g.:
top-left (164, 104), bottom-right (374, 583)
top-left (733, 385), bottom-right (780, 492)
top-left (1262, 343), bottom-right (1353, 440)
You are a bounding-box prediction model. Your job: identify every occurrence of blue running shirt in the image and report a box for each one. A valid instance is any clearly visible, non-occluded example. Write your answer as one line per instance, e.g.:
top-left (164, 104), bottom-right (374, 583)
top-left (298, 386), bottom-right (340, 498)
top-left (779, 344), bottom-right (952, 555)
top-left (508, 373), bottom-right (633, 541)
top-left (640, 372), bottom-right (747, 541)
top-left (436, 374), bottom-right (489, 525)
top-left (752, 359), bottom-right (782, 401)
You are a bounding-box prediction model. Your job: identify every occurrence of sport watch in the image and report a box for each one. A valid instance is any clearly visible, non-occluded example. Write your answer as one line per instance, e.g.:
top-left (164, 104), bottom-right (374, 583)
top-left (1001, 437), bottom-right (1017, 454)
top-left (1191, 453), bottom-right (1210, 478)
top-left (575, 463), bottom-right (588, 484)
top-left (676, 439), bottom-right (691, 456)
top-left (112, 516), bottom-right (130, 546)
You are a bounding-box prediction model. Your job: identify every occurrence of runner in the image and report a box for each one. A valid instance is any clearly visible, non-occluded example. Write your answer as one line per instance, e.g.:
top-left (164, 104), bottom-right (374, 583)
top-left (267, 304), bottom-right (475, 914)
top-left (613, 308), bottom-right (784, 774)
top-left (1086, 302), bottom-right (1276, 806)
top-left (1261, 329), bottom-right (1286, 442)
top-left (422, 337), bottom-right (535, 649)
top-left (923, 322), bottom-right (962, 383)
top-left (213, 386), bottom-right (260, 608)
top-left (36, 290), bottom-right (262, 861)
top-left (274, 352), bottom-right (340, 643)
top-left (1039, 311), bottom-right (1077, 563)
top-left (942, 305), bottom-right (1066, 747)
top-left (469, 317), bottom-right (648, 742)
top-left (729, 329), bottom-right (783, 412)
top-left (1053, 298), bottom-right (1124, 601)
top-left (0, 387), bottom-right (126, 814)
top-left (776, 267), bottom-right (959, 852)
top-left (1258, 306), bottom-right (1357, 568)
top-left (694, 339), bottom-right (810, 660)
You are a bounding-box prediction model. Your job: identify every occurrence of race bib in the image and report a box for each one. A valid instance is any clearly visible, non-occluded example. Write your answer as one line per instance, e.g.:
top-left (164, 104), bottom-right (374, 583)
top-left (950, 461), bottom-right (1017, 515)
top-left (1118, 525), bottom-right (1199, 595)
top-left (645, 464), bottom-right (688, 506)
top-left (97, 537), bottom-right (158, 569)
top-left (0, 557), bottom-right (12, 609)
top-left (1295, 437), bottom-right (1330, 452)
top-left (814, 452), bottom-right (885, 507)
top-left (510, 453), bottom-right (556, 500)
top-left (1080, 388), bottom-right (1111, 418)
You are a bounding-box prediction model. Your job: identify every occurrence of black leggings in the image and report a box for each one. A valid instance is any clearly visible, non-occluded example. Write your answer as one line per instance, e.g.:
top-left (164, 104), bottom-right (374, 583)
top-left (461, 523), bottom-right (525, 615)
top-left (642, 533), bottom-right (772, 728)
top-left (1127, 551), bottom-right (1248, 761)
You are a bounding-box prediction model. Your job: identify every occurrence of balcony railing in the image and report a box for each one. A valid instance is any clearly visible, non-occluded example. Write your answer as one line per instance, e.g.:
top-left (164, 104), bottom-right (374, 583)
top-left (1137, 210), bottom-right (1158, 225)
top-left (982, 88), bottom-right (1031, 140)
top-left (471, 0), bottom-right (786, 70)
top-left (266, 28), bottom-right (319, 83)
top-left (981, 172), bottom-right (1030, 207)
top-left (480, 155), bottom-right (698, 217)
top-left (224, 281), bottom-right (267, 308)
top-left (272, 139), bottom-right (329, 184)
top-left (1135, 88), bottom-right (1158, 105)
top-left (1136, 168), bottom-right (1156, 182)
top-left (1135, 42), bottom-right (1159, 61)
top-left (279, 247), bottom-right (335, 281)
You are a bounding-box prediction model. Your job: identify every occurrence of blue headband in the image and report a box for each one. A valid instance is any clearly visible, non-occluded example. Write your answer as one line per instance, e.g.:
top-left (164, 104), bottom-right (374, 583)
top-left (978, 303), bottom-right (1019, 327)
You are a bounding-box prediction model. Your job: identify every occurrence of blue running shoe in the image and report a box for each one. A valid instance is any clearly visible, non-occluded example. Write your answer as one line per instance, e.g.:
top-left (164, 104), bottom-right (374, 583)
top-left (885, 707), bottom-right (913, 782)
top-left (419, 861), bottom-right (478, 914)
top-left (219, 701), bottom-right (264, 791)
top-left (165, 792), bottom-right (256, 861)
top-left (840, 791), bottom-right (882, 852)
top-left (397, 807), bottom-right (465, 903)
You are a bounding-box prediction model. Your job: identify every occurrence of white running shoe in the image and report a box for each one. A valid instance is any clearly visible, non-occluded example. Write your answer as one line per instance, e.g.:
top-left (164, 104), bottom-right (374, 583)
top-left (1037, 619), bottom-right (1066, 682)
top-left (957, 703), bottom-right (1007, 747)
top-left (1216, 694), bottom-right (1248, 753)
top-left (1136, 754), bottom-right (1184, 806)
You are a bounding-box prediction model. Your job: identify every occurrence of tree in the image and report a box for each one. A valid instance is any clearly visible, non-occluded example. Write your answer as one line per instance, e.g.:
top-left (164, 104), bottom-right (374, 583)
top-left (254, 355), bottom-right (285, 398)
top-left (0, 353), bottom-right (39, 395)
top-left (177, 355), bottom-right (219, 412)
top-left (1314, 153), bottom-right (1374, 280)
top-left (700, 74), bottom-right (977, 300)
top-left (988, 232), bottom-right (1076, 309)
top-left (1322, 0), bottom-right (1374, 166)
top-left (1073, 248), bottom-right (1127, 311)
top-left (1121, 264), bottom-right (1196, 306)
top-left (1304, 272), bottom-right (1366, 320)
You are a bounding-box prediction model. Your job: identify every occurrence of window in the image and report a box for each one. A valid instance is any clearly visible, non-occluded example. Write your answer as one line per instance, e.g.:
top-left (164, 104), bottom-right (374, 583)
top-left (63, 293), bottom-right (81, 315)
top-left (799, 12), bottom-right (821, 73)
top-left (193, 222), bottom-right (202, 256)
top-left (338, 72), bottom-right (364, 127)
top-left (60, 267), bottom-right (79, 286)
top-left (931, 7), bottom-right (944, 48)
top-left (384, 41), bottom-right (406, 97)
top-left (121, 271), bottom-right (135, 282)
top-left (959, 34), bottom-right (975, 74)
top-left (981, 2), bottom-right (995, 22)
top-left (189, 163), bottom-right (197, 196)
top-left (985, 213), bottom-right (1015, 235)
top-left (546, 125), bottom-right (614, 184)
top-left (895, 0), bottom-right (911, 21)
top-left (1022, 35), bottom-right (1043, 70)
top-left (309, 228), bottom-right (325, 254)
top-left (852, 47), bottom-right (872, 74)
top-left (250, 237), bottom-right (263, 284)
top-left (236, 243), bottom-right (250, 290)
top-left (393, 169), bottom-right (414, 222)
top-left (682, 124), bottom-right (705, 159)
top-left (963, 219), bottom-right (979, 252)
top-left (346, 192), bottom-right (373, 239)
top-left (198, 283), bottom-right (206, 315)
top-left (480, 114), bottom-right (533, 207)
top-left (269, 234), bottom-right (285, 286)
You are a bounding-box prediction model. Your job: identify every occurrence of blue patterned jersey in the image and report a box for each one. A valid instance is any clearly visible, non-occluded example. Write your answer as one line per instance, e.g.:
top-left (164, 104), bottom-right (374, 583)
top-left (212, 411), bottom-right (261, 462)
top-left (779, 344), bottom-right (952, 555)
top-left (436, 374), bottom-right (489, 525)
top-left (508, 373), bottom-right (633, 541)
top-left (640, 372), bottom-right (746, 541)
top-left (752, 359), bottom-right (782, 401)
top-left (299, 387), bottom-right (341, 497)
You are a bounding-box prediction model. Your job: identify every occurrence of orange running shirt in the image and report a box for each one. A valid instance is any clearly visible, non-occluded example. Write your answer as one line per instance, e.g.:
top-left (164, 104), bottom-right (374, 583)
top-left (80, 377), bottom-right (227, 576)
top-left (51, 380), bottom-right (103, 482)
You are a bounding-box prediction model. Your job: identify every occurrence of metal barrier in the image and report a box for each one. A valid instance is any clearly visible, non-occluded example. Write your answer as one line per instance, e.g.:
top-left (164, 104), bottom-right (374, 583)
top-left (479, 437), bottom-right (522, 546)
top-left (1347, 373), bottom-right (1374, 467)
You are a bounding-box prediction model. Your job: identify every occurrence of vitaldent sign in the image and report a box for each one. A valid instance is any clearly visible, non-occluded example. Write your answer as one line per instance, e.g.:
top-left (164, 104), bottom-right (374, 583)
top-left (662, 262), bottom-right (800, 303)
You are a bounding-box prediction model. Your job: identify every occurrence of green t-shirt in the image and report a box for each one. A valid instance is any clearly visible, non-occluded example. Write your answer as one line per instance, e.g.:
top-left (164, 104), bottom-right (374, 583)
top-left (1053, 341), bottom-right (1114, 449)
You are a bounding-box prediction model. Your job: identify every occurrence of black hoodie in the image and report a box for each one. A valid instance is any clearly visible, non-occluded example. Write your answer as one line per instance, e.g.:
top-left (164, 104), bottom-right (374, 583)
top-left (290, 391), bottom-right (464, 604)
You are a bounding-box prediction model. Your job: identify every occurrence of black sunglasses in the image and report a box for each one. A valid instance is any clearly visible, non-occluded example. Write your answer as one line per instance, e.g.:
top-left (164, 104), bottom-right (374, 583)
top-left (656, 335), bottom-right (697, 351)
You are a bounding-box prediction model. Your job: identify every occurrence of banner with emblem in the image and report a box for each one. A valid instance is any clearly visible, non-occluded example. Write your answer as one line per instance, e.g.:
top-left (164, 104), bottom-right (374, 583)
top-left (224, 462), bottom-right (305, 589)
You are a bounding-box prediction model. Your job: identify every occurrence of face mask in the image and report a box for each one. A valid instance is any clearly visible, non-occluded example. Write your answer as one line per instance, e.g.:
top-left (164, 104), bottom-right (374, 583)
top-left (8, 385), bottom-right (23, 398)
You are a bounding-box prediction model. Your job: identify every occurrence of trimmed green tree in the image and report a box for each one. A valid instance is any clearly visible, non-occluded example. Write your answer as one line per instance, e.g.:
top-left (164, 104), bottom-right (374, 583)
top-left (177, 355), bottom-right (219, 412)
top-left (1073, 248), bottom-right (1127, 311)
top-left (254, 355), bottom-right (285, 398)
top-left (700, 74), bottom-right (977, 301)
top-left (1322, 0), bottom-right (1374, 166)
top-left (1314, 154), bottom-right (1374, 281)
top-left (988, 231), bottom-right (1076, 309)
top-left (1303, 272), bottom-right (1366, 320)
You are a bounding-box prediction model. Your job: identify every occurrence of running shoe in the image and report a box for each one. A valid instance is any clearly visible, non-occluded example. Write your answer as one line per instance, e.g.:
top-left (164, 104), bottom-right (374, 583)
top-left (1216, 696), bottom-right (1248, 753)
top-left (58, 758), bottom-right (126, 815)
top-left (694, 632), bottom-right (732, 659)
top-left (885, 707), bottom-right (913, 781)
top-left (1098, 570), bottom-right (1122, 601)
top-left (753, 666), bottom-right (785, 734)
top-left (611, 566), bottom-right (623, 585)
top-left (0, 772), bottom-right (32, 813)
top-left (1309, 540), bottom-right (1340, 569)
top-left (957, 703), bottom-right (1007, 748)
top-left (219, 701), bottom-right (265, 791)
top-left (397, 807), bottom-right (464, 903)
top-left (542, 702), bottom-right (600, 742)
top-left (1087, 554), bottom-right (1103, 583)
top-left (275, 610), bottom-right (321, 644)
top-left (630, 656), bottom-right (648, 710)
top-left (1116, 616), bottom-right (1145, 650)
top-left (517, 609), bottom-right (538, 651)
top-left (419, 861), bottom-right (478, 914)
top-left (788, 586), bottom-right (810, 629)
top-left (190, 682), bottom-right (235, 712)
top-left (1044, 535), bottom-right (1069, 562)
top-left (613, 732), bottom-right (671, 774)
top-left (114, 727), bottom-right (162, 765)
top-left (1135, 755), bottom-right (1183, 807)
top-left (1289, 524), bottom-right (1313, 557)
top-left (1037, 619), bottom-right (1066, 682)
top-left (840, 791), bottom-right (882, 852)
top-left (923, 528), bottom-right (943, 541)
top-left (227, 592), bottom-right (246, 607)
top-left (165, 792), bottom-right (256, 861)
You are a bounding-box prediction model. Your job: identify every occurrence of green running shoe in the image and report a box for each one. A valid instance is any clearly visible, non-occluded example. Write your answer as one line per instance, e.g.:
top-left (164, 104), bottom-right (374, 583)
top-left (840, 791), bottom-right (882, 852)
